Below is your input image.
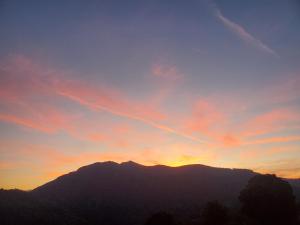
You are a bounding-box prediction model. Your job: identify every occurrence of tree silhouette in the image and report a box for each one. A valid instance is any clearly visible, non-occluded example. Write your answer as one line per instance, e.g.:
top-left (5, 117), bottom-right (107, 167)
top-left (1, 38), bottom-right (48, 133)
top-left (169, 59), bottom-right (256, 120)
top-left (239, 174), bottom-right (298, 225)
top-left (200, 201), bottom-right (229, 225)
top-left (145, 212), bottom-right (175, 225)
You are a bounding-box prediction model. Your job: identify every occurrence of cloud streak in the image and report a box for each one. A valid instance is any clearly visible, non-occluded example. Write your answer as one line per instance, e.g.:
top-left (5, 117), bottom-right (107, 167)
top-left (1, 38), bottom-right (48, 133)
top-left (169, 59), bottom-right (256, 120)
top-left (57, 91), bottom-right (206, 143)
top-left (214, 7), bottom-right (279, 57)
top-left (184, 95), bottom-right (300, 147)
top-left (245, 136), bottom-right (300, 145)
top-left (0, 55), bottom-right (206, 144)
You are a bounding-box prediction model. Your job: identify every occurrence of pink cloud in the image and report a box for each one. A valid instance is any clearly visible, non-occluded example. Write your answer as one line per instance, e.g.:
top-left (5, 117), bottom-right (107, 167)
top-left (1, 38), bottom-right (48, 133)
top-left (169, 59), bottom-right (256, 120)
top-left (0, 55), bottom-right (165, 122)
top-left (0, 113), bottom-right (56, 133)
top-left (239, 145), bottom-right (299, 161)
top-left (219, 134), bottom-right (240, 147)
top-left (0, 101), bottom-right (77, 134)
top-left (186, 98), bottom-right (226, 134)
top-left (152, 63), bottom-right (183, 81)
top-left (0, 55), bottom-right (206, 144)
top-left (184, 98), bottom-right (238, 146)
top-left (242, 108), bottom-right (300, 137)
top-left (183, 96), bottom-right (300, 147)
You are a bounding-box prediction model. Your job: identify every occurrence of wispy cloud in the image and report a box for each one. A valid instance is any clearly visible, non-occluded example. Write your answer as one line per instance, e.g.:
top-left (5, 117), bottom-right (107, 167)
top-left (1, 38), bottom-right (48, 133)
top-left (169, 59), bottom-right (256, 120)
top-left (183, 98), bottom-right (240, 146)
top-left (241, 108), bottom-right (300, 137)
top-left (213, 6), bottom-right (279, 57)
top-left (57, 90), bottom-right (206, 143)
top-left (152, 63), bottom-right (183, 81)
top-left (184, 95), bottom-right (300, 147)
top-left (245, 136), bottom-right (300, 145)
top-left (0, 55), bottom-right (206, 144)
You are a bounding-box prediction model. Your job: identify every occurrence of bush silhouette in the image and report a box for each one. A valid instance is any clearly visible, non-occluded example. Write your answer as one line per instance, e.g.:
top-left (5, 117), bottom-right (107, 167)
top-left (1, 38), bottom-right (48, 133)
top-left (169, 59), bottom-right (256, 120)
top-left (145, 212), bottom-right (175, 225)
top-left (239, 174), bottom-right (298, 225)
top-left (200, 201), bottom-right (229, 225)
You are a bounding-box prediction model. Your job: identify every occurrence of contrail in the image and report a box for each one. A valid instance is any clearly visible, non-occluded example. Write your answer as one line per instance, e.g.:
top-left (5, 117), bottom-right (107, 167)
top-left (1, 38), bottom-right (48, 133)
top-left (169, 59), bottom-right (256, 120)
top-left (214, 6), bottom-right (279, 57)
top-left (57, 91), bottom-right (208, 144)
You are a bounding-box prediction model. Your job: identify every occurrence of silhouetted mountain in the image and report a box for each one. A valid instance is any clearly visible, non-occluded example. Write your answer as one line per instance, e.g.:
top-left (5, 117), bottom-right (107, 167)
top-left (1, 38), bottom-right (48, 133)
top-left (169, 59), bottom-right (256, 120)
top-left (33, 162), bottom-right (256, 205)
top-left (31, 162), bottom-right (256, 224)
top-left (1, 162), bottom-right (299, 225)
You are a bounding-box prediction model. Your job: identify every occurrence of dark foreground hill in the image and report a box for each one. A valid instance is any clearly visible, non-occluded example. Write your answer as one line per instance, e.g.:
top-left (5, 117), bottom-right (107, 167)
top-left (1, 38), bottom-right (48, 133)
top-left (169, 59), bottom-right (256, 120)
top-left (1, 161), bottom-right (299, 225)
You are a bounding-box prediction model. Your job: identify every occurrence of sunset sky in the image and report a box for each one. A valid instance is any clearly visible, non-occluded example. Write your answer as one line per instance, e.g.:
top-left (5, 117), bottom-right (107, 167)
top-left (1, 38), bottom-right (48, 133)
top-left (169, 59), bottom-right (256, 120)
top-left (0, 0), bottom-right (300, 189)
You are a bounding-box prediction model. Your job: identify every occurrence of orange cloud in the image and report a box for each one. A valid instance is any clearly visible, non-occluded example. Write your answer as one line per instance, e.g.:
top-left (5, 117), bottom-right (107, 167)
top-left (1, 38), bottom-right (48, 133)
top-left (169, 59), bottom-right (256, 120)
top-left (245, 135), bottom-right (300, 145)
top-left (253, 158), bottom-right (300, 179)
top-left (242, 108), bottom-right (300, 137)
top-left (270, 168), bottom-right (300, 179)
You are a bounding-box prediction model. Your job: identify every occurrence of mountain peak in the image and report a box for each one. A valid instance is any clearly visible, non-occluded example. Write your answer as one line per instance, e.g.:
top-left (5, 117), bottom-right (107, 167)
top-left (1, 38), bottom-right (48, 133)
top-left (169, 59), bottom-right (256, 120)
top-left (76, 161), bottom-right (119, 171)
top-left (120, 161), bottom-right (142, 167)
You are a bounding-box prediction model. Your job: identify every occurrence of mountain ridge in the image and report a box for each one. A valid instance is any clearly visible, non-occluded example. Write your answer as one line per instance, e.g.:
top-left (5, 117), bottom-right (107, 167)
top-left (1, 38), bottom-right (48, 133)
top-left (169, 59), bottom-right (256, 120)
top-left (1, 161), bottom-right (300, 225)
top-left (33, 161), bottom-right (256, 192)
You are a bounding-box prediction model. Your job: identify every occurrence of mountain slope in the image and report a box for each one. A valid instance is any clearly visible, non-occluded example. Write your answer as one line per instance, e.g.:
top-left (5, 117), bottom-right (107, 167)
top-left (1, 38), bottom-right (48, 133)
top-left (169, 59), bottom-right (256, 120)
top-left (31, 161), bottom-right (257, 224)
top-left (2, 162), bottom-right (299, 225)
top-left (33, 161), bottom-right (256, 205)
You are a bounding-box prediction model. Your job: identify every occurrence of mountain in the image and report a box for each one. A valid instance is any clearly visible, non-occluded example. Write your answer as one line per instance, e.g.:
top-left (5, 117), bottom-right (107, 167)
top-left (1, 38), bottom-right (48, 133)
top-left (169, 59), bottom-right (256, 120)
top-left (1, 161), bottom-right (299, 225)
top-left (33, 161), bottom-right (257, 207)
top-left (32, 161), bottom-right (256, 224)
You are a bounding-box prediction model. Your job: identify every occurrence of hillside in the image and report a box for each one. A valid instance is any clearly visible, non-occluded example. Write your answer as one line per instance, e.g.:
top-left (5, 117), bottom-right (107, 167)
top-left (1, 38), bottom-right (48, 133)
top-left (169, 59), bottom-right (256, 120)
top-left (1, 161), bottom-right (299, 225)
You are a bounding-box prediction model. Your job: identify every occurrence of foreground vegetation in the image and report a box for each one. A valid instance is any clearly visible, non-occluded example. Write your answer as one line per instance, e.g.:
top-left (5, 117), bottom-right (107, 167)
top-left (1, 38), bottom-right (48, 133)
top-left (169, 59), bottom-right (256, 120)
top-left (146, 174), bottom-right (300, 225)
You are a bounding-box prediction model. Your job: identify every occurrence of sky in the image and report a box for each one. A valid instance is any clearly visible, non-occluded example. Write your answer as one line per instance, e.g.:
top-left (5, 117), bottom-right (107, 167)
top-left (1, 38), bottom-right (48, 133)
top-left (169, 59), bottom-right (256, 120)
top-left (0, 0), bottom-right (300, 190)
